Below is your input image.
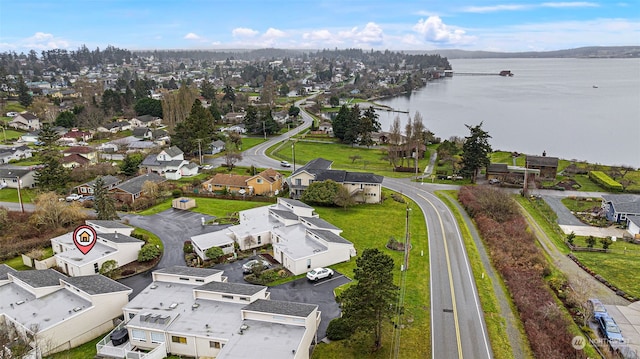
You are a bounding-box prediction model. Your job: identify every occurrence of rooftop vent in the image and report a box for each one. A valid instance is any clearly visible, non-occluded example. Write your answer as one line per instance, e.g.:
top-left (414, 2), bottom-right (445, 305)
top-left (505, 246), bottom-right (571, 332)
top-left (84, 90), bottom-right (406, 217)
top-left (150, 284), bottom-right (158, 289)
top-left (158, 315), bottom-right (170, 325)
top-left (169, 303), bottom-right (178, 310)
top-left (140, 313), bottom-right (151, 322)
top-left (15, 300), bottom-right (25, 305)
top-left (192, 303), bottom-right (200, 310)
top-left (73, 306), bottom-right (82, 312)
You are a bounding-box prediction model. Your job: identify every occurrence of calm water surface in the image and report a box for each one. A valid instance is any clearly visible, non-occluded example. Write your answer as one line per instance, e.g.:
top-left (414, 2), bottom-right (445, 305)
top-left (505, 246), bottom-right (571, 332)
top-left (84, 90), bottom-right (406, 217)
top-left (376, 58), bottom-right (640, 167)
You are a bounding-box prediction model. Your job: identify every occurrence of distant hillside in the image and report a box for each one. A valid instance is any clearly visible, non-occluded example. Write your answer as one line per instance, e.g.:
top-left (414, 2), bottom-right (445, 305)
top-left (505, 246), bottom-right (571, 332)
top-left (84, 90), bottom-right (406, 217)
top-left (418, 46), bottom-right (640, 59)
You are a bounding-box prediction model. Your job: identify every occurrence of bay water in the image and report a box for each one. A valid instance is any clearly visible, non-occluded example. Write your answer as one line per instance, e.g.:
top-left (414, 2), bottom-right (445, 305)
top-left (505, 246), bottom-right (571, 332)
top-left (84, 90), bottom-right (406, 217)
top-left (375, 58), bottom-right (640, 167)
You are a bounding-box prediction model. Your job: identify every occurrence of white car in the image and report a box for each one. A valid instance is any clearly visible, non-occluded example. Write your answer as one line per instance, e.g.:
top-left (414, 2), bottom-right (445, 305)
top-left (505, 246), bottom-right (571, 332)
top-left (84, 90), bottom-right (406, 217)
top-left (280, 161), bottom-right (291, 168)
top-left (0, 182), bottom-right (7, 189)
top-left (65, 193), bottom-right (83, 202)
top-left (306, 267), bottom-right (334, 281)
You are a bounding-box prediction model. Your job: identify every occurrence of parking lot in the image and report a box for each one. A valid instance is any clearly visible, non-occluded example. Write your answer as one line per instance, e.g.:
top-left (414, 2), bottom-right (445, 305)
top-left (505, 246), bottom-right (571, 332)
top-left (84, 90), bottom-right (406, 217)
top-left (215, 256), bottom-right (350, 338)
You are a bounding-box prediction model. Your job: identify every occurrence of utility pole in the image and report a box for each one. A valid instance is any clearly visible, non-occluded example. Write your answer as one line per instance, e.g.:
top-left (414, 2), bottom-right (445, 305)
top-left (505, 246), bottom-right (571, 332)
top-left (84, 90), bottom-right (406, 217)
top-left (404, 206), bottom-right (411, 270)
top-left (291, 140), bottom-right (296, 172)
top-left (196, 139), bottom-right (203, 165)
top-left (16, 176), bottom-right (24, 213)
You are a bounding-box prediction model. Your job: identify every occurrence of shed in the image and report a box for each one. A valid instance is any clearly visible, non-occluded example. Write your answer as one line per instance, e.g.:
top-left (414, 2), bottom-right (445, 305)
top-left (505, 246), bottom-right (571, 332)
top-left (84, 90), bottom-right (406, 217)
top-left (172, 197), bottom-right (196, 210)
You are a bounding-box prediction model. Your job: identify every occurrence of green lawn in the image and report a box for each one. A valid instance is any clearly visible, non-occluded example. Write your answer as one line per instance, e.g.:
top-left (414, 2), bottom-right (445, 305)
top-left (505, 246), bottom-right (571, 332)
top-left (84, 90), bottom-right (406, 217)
top-left (1, 128), bottom-right (24, 142)
top-left (47, 332), bottom-right (105, 359)
top-left (239, 136), bottom-right (268, 150)
top-left (312, 191), bottom-right (430, 358)
top-left (270, 139), bottom-right (431, 178)
top-left (560, 197), bottom-right (601, 212)
top-left (0, 188), bottom-right (38, 203)
top-left (490, 151), bottom-right (525, 166)
top-left (570, 174), bottom-right (607, 192)
top-left (572, 251), bottom-right (640, 298)
top-left (136, 197), bottom-right (269, 217)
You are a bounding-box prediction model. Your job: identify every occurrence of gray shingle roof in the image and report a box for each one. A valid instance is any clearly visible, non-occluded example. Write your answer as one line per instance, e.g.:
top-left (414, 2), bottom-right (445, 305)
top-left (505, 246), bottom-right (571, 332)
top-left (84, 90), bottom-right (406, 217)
top-left (308, 228), bottom-right (351, 244)
top-left (301, 217), bottom-right (340, 230)
top-left (83, 175), bottom-right (121, 188)
top-left (61, 275), bottom-right (132, 295)
top-left (114, 173), bottom-right (165, 194)
top-left (293, 157), bottom-right (332, 175)
top-left (526, 155), bottom-right (559, 167)
top-left (344, 172), bottom-right (383, 184)
top-left (487, 163), bottom-right (509, 173)
top-left (242, 299), bottom-right (317, 317)
top-left (0, 167), bottom-right (34, 179)
top-left (628, 215), bottom-right (640, 228)
top-left (133, 127), bottom-right (150, 137)
top-left (602, 194), bottom-right (640, 215)
top-left (0, 264), bottom-right (16, 280)
top-left (315, 170), bottom-right (346, 182)
top-left (99, 233), bottom-right (143, 244)
top-left (154, 266), bottom-right (222, 278)
top-left (279, 197), bottom-right (313, 209)
top-left (135, 115), bottom-right (159, 123)
top-left (10, 269), bottom-right (65, 287)
top-left (195, 281), bottom-right (266, 296)
top-left (270, 209), bottom-right (299, 221)
top-left (163, 146), bottom-right (183, 158)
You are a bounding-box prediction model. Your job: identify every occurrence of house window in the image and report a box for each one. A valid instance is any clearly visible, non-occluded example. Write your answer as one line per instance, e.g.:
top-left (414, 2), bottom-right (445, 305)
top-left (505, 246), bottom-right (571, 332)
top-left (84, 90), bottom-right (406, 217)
top-left (94, 263), bottom-right (99, 273)
top-left (307, 259), bottom-right (311, 269)
top-left (171, 336), bottom-right (187, 344)
top-left (132, 329), bottom-right (146, 342)
top-left (222, 295), bottom-right (233, 300)
top-left (150, 332), bottom-right (165, 343)
top-left (210, 341), bottom-right (221, 349)
top-left (257, 178), bottom-right (263, 184)
top-left (295, 179), bottom-right (302, 186)
top-left (257, 235), bottom-right (262, 244)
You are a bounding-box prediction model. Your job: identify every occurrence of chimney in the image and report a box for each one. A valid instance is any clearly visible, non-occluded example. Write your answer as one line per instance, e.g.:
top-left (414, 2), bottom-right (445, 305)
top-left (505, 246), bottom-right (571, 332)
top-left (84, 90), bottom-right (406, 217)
top-left (542, 150), bottom-right (546, 157)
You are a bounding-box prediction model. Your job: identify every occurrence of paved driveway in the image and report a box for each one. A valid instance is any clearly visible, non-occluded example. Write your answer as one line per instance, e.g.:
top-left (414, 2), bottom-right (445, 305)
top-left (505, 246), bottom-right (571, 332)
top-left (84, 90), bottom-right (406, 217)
top-left (542, 196), bottom-right (585, 226)
top-left (214, 256), bottom-right (350, 339)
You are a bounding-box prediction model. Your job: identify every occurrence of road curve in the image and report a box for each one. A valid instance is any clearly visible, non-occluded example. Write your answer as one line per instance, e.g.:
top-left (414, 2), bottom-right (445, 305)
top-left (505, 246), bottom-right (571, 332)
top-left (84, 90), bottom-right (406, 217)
top-left (383, 178), bottom-right (493, 359)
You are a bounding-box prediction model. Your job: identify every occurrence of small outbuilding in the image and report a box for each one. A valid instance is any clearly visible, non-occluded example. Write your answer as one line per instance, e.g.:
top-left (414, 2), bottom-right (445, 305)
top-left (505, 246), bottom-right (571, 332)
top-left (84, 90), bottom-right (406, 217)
top-left (172, 197), bottom-right (196, 210)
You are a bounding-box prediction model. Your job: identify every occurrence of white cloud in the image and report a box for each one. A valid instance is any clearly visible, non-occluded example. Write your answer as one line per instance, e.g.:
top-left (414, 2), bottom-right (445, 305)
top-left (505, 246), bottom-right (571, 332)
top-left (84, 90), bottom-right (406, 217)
top-left (303, 30), bottom-right (333, 41)
top-left (184, 33), bottom-right (201, 40)
top-left (23, 32), bottom-right (70, 50)
top-left (232, 27), bottom-right (259, 38)
top-left (413, 17), bottom-right (474, 45)
top-left (462, 4), bottom-right (529, 13)
top-left (339, 22), bottom-right (384, 45)
top-left (541, 2), bottom-right (598, 8)
top-left (264, 28), bottom-right (286, 38)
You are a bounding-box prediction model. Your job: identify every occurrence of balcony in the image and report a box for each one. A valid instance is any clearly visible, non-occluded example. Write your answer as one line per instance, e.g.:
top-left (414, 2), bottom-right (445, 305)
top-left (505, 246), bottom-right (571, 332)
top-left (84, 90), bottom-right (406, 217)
top-left (96, 322), bottom-right (167, 359)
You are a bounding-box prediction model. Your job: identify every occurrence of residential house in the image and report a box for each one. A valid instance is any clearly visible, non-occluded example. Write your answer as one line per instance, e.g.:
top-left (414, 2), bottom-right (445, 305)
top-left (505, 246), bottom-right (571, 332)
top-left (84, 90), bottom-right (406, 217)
top-left (97, 121), bottom-right (131, 133)
top-left (0, 145), bottom-right (35, 164)
top-left (0, 166), bottom-right (37, 188)
top-left (130, 115), bottom-right (162, 128)
top-left (201, 169), bottom-right (283, 196)
top-left (96, 266), bottom-right (319, 359)
top-left (318, 122), bottom-right (333, 135)
top-left (191, 197), bottom-right (356, 275)
top-left (224, 112), bottom-right (245, 124)
top-left (60, 128), bottom-right (92, 143)
top-left (20, 131), bottom-right (40, 143)
top-left (127, 141), bottom-right (159, 152)
top-left (0, 265), bottom-right (131, 356)
top-left (484, 163), bottom-right (540, 183)
top-left (272, 110), bottom-right (289, 124)
top-left (132, 127), bottom-right (153, 140)
top-left (220, 124), bottom-right (247, 134)
top-left (208, 139), bottom-right (226, 154)
top-left (140, 146), bottom-right (198, 180)
top-left (8, 112), bottom-right (40, 131)
top-left (62, 146), bottom-right (98, 163)
top-left (601, 194), bottom-right (640, 223)
top-left (485, 163), bottom-right (509, 181)
top-left (525, 153), bottom-right (559, 179)
top-left (627, 215), bottom-right (640, 239)
top-left (52, 220), bottom-right (142, 277)
top-left (287, 158), bottom-right (383, 203)
top-left (110, 172), bottom-right (166, 203)
top-left (60, 153), bottom-right (90, 168)
top-left (75, 175), bottom-right (121, 195)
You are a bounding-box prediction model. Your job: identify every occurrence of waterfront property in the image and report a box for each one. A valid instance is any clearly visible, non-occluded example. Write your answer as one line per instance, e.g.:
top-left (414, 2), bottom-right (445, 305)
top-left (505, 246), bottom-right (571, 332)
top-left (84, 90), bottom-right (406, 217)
top-left (602, 194), bottom-right (640, 223)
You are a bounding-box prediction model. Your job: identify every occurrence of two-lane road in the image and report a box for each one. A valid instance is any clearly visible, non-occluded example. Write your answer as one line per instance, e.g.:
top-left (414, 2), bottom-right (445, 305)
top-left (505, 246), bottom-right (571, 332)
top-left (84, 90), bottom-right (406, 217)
top-left (384, 178), bottom-right (493, 359)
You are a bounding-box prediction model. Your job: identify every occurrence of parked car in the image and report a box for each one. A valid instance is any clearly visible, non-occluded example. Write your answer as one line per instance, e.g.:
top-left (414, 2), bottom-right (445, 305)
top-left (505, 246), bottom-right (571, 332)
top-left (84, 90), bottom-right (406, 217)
top-left (0, 182), bottom-right (7, 189)
top-left (65, 193), bottom-right (83, 202)
top-left (489, 178), bottom-right (501, 185)
top-left (587, 298), bottom-right (608, 323)
top-left (242, 259), bottom-right (270, 274)
top-left (280, 161), bottom-right (291, 168)
top-left (306, 267), bottom-right (334, 281)
top-left (597, 315), bottom-right (624, 343)
top-left (79, 195), bottom-right (95, 202)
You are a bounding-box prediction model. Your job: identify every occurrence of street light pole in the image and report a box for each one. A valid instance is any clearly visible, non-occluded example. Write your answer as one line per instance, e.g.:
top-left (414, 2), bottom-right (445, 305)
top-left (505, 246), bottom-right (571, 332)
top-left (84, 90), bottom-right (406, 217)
top-left (16, 176), bottom-right (24, 213)
top-left (291, 140), bottom-right (296, 172)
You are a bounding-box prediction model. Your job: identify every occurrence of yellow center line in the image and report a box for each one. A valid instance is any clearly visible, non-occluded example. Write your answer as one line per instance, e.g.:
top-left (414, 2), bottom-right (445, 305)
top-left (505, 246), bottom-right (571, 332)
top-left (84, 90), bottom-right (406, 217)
top-left (419, 192), bottom-right (463, 359)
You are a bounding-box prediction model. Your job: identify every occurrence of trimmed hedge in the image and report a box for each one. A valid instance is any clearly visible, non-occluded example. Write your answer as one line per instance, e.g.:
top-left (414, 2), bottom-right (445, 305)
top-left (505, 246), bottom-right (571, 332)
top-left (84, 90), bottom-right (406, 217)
top-left (588, 171), bottom-right (623, 191)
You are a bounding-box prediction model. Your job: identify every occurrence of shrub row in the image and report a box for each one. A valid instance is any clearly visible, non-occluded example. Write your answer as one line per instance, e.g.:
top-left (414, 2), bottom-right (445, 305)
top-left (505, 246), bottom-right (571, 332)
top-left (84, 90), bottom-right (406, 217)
top-left (459, 186), bottom-right (583, 359)
top-left (588, 171), bottom-right (623, 191)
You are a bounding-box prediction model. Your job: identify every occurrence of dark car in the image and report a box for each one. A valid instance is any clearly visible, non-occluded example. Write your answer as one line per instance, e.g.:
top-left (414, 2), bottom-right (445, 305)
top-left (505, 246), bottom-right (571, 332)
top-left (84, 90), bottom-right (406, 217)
top-left (597, 315), bottom-right (624, 343)
top-left (110, 328), bottom-right (129, 346)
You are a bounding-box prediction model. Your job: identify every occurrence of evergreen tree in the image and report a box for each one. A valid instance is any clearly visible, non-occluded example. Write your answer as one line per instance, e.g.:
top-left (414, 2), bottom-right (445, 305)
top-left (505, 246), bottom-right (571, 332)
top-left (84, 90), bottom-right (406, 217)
top-left (55, 111), bottom-right (77, 128)
top-left (343, 105), bottom-right (361, 145)
top-left (120, 153), bottom-right (143, 176)
top-left (173, 99), bottom-right (216, 154)
top-left (93, 177), bottom-right (118, 220)
top-left (242, 106), bottom-right (260, 134)
top-left (34, 124), bottom-right (69, 191)
top-left (332, 105), bottom-right (350, 141)
top-left (17, 75), bottom-right (33, 107)
top-left (461, 122), bottom-right (492, 183)
top-left (134, 98), bottom-right (163, 118)
top-left (357, 107), bottom-right (381, 147)
top-left (261, 109), bottom-right (281, 136)
top-left (337, 248), bottom-right (399, 350)
top-left (200, 79), bottom-right (217, 101)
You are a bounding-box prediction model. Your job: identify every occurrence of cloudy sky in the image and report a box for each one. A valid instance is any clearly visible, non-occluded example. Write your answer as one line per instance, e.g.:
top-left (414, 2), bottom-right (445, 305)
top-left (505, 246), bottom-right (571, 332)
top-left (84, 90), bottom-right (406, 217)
top-left (1, 0), bottom-right (638, 53)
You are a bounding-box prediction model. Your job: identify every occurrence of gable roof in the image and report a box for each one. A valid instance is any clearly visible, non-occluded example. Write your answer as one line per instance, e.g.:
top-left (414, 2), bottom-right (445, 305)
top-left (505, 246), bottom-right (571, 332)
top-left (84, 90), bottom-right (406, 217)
top-left (134, 115), bottom-right (160, 123)
top-left (17, 112), bottom-right (38, 121)
top-left (293, 157), bottom-right (333, 175)
top-left (487, 163), bottom-right (509, 173)
top-left (61, 275), bottom-right (131, 295)
top-left (132, 127), bottom-right (150, 137)
top-left (250, 168), bottom-right (281, 183)
top-left (163, 145), bottom-right (183, 158)
top-left (526, 155), bottom-right (559, 167)
top-left (62, 146), bottom-right (95, 154)
top-left (602, 194), bottom-right (640, 215)
top-left (114, 173), bottom-right (165, 194)
top-left (81, 175), bottom-right (121, 189)
top-left (60, 153), bottom-right (90, 165)
top-left (0, 167), bottom-right (34, 179)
